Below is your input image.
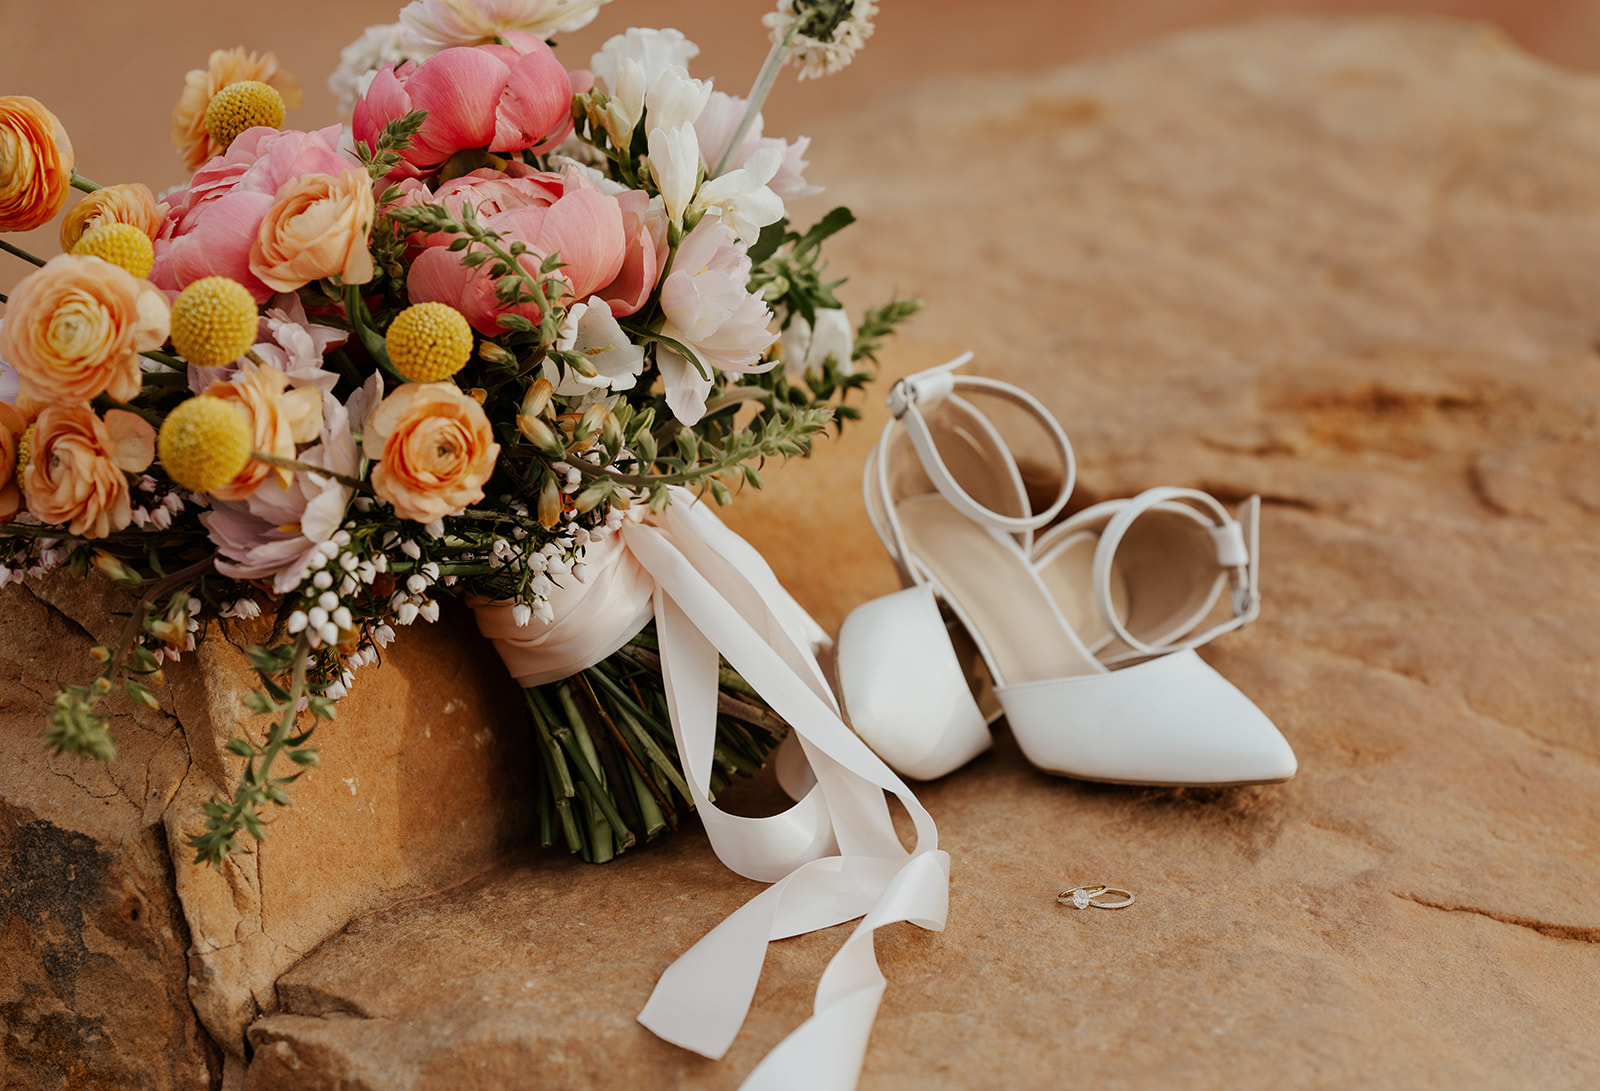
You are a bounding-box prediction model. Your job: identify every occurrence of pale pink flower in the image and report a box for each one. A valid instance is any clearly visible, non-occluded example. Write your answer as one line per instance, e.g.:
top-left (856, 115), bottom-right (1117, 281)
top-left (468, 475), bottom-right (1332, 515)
top-left (401, 0), bottom-right (612, 51)
top-left (203, 379), bottom-right (371, 592)
top-left (353, 34), bottom-right (573, 172)
top-left (150, 125), bottom-right (359, 301)
top-left (694, 90), bottom-right (821, 202)
top-left (656, 213), bottom-right (777, 424)
top-left (187, 293), bottom-right (348, 393)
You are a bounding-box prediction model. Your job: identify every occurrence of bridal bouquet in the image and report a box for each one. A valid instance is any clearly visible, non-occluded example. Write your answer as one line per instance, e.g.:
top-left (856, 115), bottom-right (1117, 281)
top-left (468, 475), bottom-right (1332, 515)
top-left (0, 0), bottom-right (913, 865)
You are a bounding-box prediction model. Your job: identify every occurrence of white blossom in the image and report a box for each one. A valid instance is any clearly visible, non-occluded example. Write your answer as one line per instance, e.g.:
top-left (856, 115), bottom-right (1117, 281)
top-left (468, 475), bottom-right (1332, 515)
top-left (764, 0), bottom-right (879, 80)
top-left (401, 0), bottom-right (612, 52)
top-left (781, 307), bottom-right (856, 375)
top-left (692, 145), bottom-right (785, 246)
top-left (648, 124), bottom-right (701, 225)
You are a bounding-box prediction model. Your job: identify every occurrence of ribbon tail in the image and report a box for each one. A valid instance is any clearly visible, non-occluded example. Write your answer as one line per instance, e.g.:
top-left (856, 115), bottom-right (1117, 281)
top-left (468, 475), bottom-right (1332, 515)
top-left (739, 851), bottom-right (952, 1091)
top-left (637, 854), bottom-right (904, 1060)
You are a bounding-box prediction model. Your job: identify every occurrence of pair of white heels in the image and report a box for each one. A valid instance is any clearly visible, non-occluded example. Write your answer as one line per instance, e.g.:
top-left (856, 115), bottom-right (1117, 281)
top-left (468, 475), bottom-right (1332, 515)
top-left (834, 355), bottom-right (1297, 786)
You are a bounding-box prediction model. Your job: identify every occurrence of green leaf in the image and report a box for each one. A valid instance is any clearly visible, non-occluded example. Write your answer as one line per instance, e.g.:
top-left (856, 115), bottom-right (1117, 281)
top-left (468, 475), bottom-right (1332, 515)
top-left (225, 738), bottom-right (256, 758)
top-left (793, 207), bottom-right (855, 255)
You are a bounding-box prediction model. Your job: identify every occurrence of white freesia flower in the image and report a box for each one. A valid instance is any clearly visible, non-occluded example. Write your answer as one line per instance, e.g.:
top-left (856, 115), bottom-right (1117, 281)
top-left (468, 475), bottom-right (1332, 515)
top-left (781, 307), bottom-right (856, 375)
top-left (657, 213), bottom-right (778, 424)
top-left (544, 296), bottom-right (646, 396)
top-left (329, 23), bottom-right (416, 117)
top-left (400, 0), bottom-right (612, 52)
top-left (648, 124), bottom-right (701, 225)
top-left (692, 145), bottom-right (784, 245)
top-left (694, 90), bottom-right (822, 201)
top-left (646, 67), bottom-right (713, 137)
top-left (591, 27), bottom-right (700, 93)
top-left (591, 28), bottom-right (702, 144)
top-left (764, 0), bottom-right (879, 80)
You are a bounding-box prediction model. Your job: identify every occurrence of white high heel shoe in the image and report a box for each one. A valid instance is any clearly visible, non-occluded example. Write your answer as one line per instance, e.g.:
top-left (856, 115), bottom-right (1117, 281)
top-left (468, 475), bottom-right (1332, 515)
top-left (835, 356), bottom-right (1297, 786)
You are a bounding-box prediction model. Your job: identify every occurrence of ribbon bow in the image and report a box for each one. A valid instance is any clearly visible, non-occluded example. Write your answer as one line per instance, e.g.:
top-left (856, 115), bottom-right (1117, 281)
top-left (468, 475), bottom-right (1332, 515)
top-left (474, 491), bottom-right (950, 1089)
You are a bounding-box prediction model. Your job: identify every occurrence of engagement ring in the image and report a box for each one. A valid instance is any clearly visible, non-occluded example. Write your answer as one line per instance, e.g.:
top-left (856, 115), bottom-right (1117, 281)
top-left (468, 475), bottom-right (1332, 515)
top-left (1057, 884), bottom-right (1136, 910)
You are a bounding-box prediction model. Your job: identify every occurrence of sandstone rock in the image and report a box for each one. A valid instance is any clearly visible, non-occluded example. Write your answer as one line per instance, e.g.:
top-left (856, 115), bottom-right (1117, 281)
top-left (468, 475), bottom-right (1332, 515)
top-left (247, 17), bottom-right (1600, 1089)
top-left (0, 581), bottom-right (219, 1091)
top-left (0, 580), bottom-right (540, 1084)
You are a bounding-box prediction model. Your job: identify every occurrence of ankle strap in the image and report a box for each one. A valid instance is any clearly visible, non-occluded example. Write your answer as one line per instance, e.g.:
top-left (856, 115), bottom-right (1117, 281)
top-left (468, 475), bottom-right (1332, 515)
top-left (1093, 488), bottom-right (1261, 661)
top-left (884, 354), bottom-right (1077, 536)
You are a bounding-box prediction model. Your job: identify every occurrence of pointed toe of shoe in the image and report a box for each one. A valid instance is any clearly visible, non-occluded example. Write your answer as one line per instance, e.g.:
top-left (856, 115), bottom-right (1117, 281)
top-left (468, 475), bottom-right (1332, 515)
top-left (997, 650), bottom-right (1296, 786)
top-left (836, 586), bottom-right (992, 780)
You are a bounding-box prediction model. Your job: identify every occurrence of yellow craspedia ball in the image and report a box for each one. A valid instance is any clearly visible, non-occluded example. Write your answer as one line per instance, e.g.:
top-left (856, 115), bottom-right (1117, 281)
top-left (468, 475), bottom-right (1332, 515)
top-left (15, 423), bottom-right (34, 484)
top-left (70, 222), bottom-right (155, 279)
top-left (159, 396), bottom-right (252, 493)
top-left (385, 302), bottom-right (474, 383)
top-left (170, 276), bottom-right (259, 369)
top-left (203, 80), bottom-right (285, 153)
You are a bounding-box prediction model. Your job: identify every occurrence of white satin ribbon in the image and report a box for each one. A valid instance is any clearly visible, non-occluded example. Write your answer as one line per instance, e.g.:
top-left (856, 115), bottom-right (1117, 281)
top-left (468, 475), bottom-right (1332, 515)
top-left (473, 492), bottom-right (949, 1090)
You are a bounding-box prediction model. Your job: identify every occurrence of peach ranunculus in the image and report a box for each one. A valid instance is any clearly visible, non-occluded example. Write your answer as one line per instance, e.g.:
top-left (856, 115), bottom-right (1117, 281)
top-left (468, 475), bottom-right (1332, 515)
top-left (24, 404), bottom-right (155, 539)
top-left (249, 168), bottom-right (376, 293)
top-left (171, 48), bottom-right (304, 173)
top-left (363, 382), bottom-right (499, 522)
top-left (0, 96), bottom-right (75, 232)
top-left (203, 362), bottom-right (324, 502)
top-left (0, 255), bottom-right (171, 406)
top-left (0, 402), bottom-right (27, 522)
top-left (59, 182), bottom-right (166, 250)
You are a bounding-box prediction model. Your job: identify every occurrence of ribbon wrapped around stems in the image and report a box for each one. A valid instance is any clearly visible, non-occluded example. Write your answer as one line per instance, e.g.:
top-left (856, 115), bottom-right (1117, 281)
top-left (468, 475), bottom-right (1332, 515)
top-left (473, 490), bottom-right (950, 1089)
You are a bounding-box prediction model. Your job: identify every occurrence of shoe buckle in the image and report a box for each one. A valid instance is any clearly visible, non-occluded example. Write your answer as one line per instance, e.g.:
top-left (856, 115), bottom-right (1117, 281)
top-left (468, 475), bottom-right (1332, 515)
top-left (887, 379), bottom-right (916, 418)
top-left (888, 369), bottom-right (957, 419)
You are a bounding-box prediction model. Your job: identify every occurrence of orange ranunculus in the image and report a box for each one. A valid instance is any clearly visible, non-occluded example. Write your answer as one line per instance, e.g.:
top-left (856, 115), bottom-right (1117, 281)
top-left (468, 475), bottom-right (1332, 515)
top-left (0, 402), bottom-right (27, 522)
top-left (249, 168), bottom-right (375, 293)
top-left (0, 255), bottom-right (171, 406)
top-left (0, 96), bottom-right (75, 232)
top-left (24, 404), bottom-right (155, 539)
top-left (203, 362), bottom-right (323, 502)
top-left (363, 382), bottom-right (499, 523)
top-left (59, 182), bottom-right (166, 250)
top-left (171, 48), bottom-right (303, 173)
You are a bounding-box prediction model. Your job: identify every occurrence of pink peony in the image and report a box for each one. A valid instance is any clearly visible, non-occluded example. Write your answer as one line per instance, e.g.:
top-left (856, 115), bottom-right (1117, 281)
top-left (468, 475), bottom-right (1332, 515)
top-left (151, 125), bottom-right (361, 302)
top-left (404, 165), bottom-right (662, 335)
top-left (353, 33), bottom-right (573, 173)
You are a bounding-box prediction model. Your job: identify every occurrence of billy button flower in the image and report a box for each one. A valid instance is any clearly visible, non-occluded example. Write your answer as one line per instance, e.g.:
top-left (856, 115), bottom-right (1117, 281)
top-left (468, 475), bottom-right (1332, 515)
top-left (169, 276), bottom-right (258, 369)
top-left (70, 222), bottom-right (155, 279)
top-left (158, 396), bottom-right (252, 493)
top-left (202, 80), bottom-right (286, 156)
top-left (385, 303), bottom-right (474, 382)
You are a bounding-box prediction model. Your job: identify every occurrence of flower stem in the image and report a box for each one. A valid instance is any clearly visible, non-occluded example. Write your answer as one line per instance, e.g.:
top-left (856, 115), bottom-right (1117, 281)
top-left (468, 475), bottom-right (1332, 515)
top-left (140, 349), bottom-right (189, 372)
top-left (713, 21), bottom-right (798, 177)
top-left (0, 238), bottom-right (47, 268)
top-left (250, 450), bottom-right (365, 489)
top-left (71, 172), bottom-right (103, 193)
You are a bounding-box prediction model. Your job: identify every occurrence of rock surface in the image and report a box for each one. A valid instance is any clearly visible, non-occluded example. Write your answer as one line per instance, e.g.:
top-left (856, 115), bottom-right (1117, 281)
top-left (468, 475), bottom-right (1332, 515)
top-left (242, 18), bottom-right (1600, 1089)
top-left (0, 579), bottom-right (538, 1087)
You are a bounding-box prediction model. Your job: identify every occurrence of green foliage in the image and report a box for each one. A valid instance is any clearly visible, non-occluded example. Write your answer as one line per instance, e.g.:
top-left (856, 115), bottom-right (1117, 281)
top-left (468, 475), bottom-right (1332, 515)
top-left (187, 636), bottom-right (320, 867)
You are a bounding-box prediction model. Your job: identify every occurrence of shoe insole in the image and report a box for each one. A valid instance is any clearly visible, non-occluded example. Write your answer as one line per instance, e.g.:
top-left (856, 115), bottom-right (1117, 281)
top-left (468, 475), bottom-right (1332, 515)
top-left (896, 496), bottom-right (1102, 687)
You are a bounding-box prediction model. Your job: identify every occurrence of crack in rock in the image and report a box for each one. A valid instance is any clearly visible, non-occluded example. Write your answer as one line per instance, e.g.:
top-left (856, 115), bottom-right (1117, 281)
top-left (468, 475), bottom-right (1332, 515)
top-left (1394, 892), bottom-right (1600, 943)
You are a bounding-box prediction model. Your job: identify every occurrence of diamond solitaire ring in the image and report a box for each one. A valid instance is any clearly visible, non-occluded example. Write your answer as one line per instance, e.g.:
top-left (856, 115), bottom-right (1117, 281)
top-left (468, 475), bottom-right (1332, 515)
top-left (1057, 885), bottom-right (1135, 910)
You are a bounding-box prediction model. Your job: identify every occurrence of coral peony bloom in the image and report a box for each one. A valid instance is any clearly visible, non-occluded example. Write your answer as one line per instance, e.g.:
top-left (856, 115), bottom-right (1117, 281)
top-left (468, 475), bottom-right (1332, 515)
top-left (353, 34), bottom-right (573, 172)
top-left (202, 362), bottom-right (324, 502)
top-left (0, 96), bottom-right (75, 232)
top-left (363, 382), bottom-right (499, 522)
top-left (24, 405), bottom-right (155, 539)
top-left (250, 168), bottom-right (376, 293)
top-left (151, 125), bottom-right (359, 302)
top-left (401, 0), bottom-right (612, 50)
top-left (171, 48), bottom-right (303, 173)
top-left (0, 255), bottom-right (170, 406)
top-left (59, 183), bottom-right (166, 251)
top-left (405, 165), bottom-right (659, 335)
top-left (657, 213), bottom-right (777, 424)
top-left (0, 402), bottom-right (26, 522)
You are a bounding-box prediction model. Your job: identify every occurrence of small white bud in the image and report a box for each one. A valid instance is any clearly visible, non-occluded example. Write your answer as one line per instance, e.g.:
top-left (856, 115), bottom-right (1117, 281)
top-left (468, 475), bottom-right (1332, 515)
top-left (308, 606), bottom-right (329, 628)
top-left (287, 611), bottom-right (309, 634)
top-left (332, 607), bottom-right (353, 630)
top-left (318, 591), bottom-right (339, 612)
top-left (313, 570), bottom-right (334, 590)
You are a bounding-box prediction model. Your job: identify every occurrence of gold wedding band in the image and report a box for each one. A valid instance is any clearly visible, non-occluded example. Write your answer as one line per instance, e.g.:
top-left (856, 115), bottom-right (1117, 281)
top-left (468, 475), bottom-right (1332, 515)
top-left (1057, 884), bottom-right (1135, 910)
